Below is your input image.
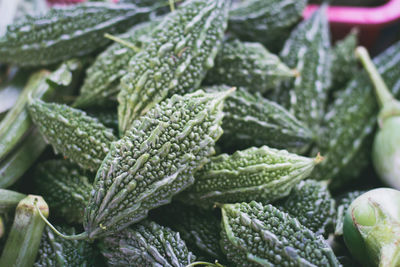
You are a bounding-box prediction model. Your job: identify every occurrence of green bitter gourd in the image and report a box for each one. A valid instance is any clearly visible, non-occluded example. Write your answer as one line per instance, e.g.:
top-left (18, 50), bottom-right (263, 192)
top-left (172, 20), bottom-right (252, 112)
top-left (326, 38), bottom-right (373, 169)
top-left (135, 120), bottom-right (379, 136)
top-left (204, 39), bottom-right (296, 94)
top-left (228, 0), bottom-right (307, 52)
top-left (0, 2), bottom-right (153, 66)
top-left (28, 100), bottom-right (117, 172)
top-left (100, 220), bottom-right (196, 266)
top-left (34, 160), bottom-right (93, 224)
top-left (34, 225), bottom-right (98, 267)
top-left (207, 86), bottom-right (313, 153)
top-left (220, 201), bottom-right (340, 266)
top-left (84, 89), bottom-right (232, 239)
top-left (73, 20), bottom-right (158, 109)
top-left (276, 179), bottom-right (336, 237)
top-left (279, 5), bottom-right (332, 131)
top-left (183, 146), bottom-right (322, 208)
top-left (118, 0), bottom-right (230, 134)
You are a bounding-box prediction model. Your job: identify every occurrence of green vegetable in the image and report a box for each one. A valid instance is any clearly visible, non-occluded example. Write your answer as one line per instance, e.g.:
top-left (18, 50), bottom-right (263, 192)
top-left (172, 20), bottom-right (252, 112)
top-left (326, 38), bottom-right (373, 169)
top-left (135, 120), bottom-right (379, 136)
top-left (118, 0), bottom-right (230, 134)
top-left (204, 39), bottom-right (296, 94)
top-left (34, 160), bottom-right (93, 224)
top-left (228, 0), bottom-right (307, 52)
top-left (84, 89), bottom-right (232, 239)
top-left (0, 2), bottom-right (154, 66)
top-left (100, 220), bottom-right (196, 266)
top-left (73, 20), bottom-right (158, 109)
top-left (279, 5), bottom-right (332, 131)
top-left (34, 225), bottom-right (97, 267)
top-left (0, 69), bottom-right (30, 115)
top-left (0, 195), bottom-right (49, 267)
top-left (183, 146), bottom-right (322, 208)
top-left (277, 179), bottom-right (336, 237)
top-left (312, 40), bottom-right (400, 189)
top-left (343, 188), bottom-right (400, 267)
top-left (151, 203), bottom-right (225, 261)
top-left (356, 46), bottom-right (400, 190)
top-left (220, 201), bottom-right (340, 266)
top-left (335, 190), bottom-right (366, 235)
top-left (28, 100), bottom-right (117, 172)
top-left (207, 86), bottom-right (313, 153)
top-left (0, 189), bottom-right (26, 213)
top-left (330, 29), bottom-right (358, 91)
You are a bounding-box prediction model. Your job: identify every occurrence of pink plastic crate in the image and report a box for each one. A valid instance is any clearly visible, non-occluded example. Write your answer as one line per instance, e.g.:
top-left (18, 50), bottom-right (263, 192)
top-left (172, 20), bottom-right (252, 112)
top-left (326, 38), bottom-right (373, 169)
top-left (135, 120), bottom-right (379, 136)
top-left (304, 0), bottom-right (400, 48)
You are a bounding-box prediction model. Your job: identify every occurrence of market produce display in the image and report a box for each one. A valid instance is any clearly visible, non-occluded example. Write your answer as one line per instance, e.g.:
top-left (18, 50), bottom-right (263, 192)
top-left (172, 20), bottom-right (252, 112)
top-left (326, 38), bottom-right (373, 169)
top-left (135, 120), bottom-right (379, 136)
top-left (0, 0), bottom-right (399, 266)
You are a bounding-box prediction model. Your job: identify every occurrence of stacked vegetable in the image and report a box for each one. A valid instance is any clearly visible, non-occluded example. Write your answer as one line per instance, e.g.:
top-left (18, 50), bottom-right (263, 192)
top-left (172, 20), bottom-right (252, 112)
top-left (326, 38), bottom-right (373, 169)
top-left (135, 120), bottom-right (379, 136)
top-left (0, 0), bottom-right (399, 266)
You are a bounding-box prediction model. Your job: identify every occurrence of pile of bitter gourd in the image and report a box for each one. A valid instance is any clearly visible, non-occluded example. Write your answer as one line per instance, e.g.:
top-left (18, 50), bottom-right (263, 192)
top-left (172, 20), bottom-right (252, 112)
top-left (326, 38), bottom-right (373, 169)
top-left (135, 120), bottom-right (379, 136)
top-left (0, 0), bottom-right (399, 266)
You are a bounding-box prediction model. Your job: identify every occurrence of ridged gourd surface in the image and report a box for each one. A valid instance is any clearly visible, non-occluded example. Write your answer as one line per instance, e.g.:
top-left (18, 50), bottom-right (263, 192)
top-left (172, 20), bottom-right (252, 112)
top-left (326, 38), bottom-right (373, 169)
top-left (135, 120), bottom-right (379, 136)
top-left (84, 89), bottom-right (230, 239)
top-left (101, 220), bottom-right (196, 267)
top-left (220, 201), bottom-right (340, 267)
top-left (117, 0), bottom-right (230, 134)
top-left (28, 99), bottom-right (117, 172)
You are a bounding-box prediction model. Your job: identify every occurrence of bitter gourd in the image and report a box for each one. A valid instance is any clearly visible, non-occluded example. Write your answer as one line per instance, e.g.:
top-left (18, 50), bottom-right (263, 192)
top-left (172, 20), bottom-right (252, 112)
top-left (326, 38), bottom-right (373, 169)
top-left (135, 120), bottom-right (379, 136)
top-left (335, 190), bottom-right (366, 235)
top-left (73, 20), bottom-right (158, 109)
top-left (312, 40), bottom-right (400, 189)
top-left (183, 146), bottom-right (321, 208)
top-left (207, 86), bottom-right (313, 153)
top-left (34, 225), bottom-right (97, 267)
top-left (100, 220), bottom-right (196, 266)
top-left (279, 5), bottom-right (332, 131)
top-left (220, 201), bottom-right (340, 267)
top-left (276, 179), bottom-right (336, 237)
top-left (28, 100), bottom-right (117, 172)
top-left (0, 2), bottom-right (154, 66)
top-left (228, 0), bottom-right (307, 52)
top-left (151, 202), bottom-right (225, 261)
top-left (204, 39), bottom-right (296, 94)
top-left (84, 89), bottom-right (232, 239)
top-left (118, 0), bottom-right (230, 134)
top-left (34, 160), bottom-right (93, 224)
top-left (330, 30), bottom-right (358, 91)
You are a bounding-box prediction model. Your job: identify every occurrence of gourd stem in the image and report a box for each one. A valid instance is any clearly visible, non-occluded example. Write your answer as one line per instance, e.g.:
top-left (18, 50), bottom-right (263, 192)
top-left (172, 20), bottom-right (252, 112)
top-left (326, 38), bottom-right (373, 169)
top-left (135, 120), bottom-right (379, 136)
top-left (169, 0), bottom-right (175, 11)
top-left (35, 203), bottom-right (88, 241)
top-left (104, 33), bottom-right (141, 53)
top-left (355, 46), bottom-right (394, 108)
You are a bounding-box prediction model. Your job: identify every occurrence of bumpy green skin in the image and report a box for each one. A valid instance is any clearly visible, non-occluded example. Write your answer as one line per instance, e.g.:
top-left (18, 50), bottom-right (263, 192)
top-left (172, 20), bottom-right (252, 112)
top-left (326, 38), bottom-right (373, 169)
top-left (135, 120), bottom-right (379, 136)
top-left (204, 39), bottom-right (295, 94)
top-left (330, 30), bottom-right (358, 91)
top-left (183, 146), bottom-right (318, 208)
top-left (312, 41), bottom-right (400, 189)
top-left (220, 201), bottom-right (340, 267)
top-left (101, 220), bottom-right (196, 266)
top-left (0, 3), bottom-right (153, 66)
top-left (277, 180), bottom-right (336, 237)
top-left (151, 203), bottom-right (225, 261)
top-left (279, 6), bottom-right (331, 130)
top-left (207, 86), bottom-right (313, 153)
top-left (335, 190), bottom-right (366, 235)
top-left (118, 0), bottom-right (230, 134)
top-left (228, 0), bottom-right (307, 52)
top-left (84, 89), bottom-right (229, 239)
top-left (73, 21), bottom-right (158, 109)
top-left (34, 225), bottom-right (97, 267)
top-left (34, 160), bottom-right (93, 224)
top-left (28, 100), bottom-right (117, 172)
